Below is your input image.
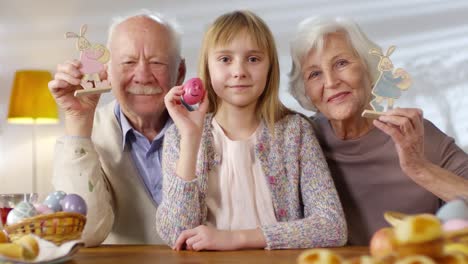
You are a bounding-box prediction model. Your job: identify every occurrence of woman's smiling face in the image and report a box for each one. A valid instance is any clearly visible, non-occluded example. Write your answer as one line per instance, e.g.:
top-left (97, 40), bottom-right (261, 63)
top-left (301, 32), bottom-right (373, 122)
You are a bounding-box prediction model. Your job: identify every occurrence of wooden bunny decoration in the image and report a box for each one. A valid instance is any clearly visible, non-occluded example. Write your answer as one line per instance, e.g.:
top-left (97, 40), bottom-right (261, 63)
top-left (362, 46), bottom-right (412, 119)
top-left (66, 24), bottom-right (111, 97)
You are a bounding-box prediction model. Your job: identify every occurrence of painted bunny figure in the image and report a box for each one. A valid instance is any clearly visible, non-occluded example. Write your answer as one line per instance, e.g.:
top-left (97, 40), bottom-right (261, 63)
top-left (369, 46), bottom-right (412, 112)
top-left (66, 25), bottom-right (110, 89)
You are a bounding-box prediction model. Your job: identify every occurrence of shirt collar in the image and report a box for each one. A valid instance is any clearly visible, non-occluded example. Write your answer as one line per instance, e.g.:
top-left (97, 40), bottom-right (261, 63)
top-left (114, 103), bottom-right (173, 150)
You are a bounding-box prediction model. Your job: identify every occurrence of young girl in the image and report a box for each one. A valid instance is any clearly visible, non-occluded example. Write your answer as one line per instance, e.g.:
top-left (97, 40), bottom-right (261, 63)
top-left (156, 10), bottom-right (346, 250)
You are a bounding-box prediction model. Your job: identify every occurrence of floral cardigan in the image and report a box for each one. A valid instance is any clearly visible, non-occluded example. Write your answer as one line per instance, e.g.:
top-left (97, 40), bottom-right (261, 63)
top-left (156, 113), bottom-right (347, 249)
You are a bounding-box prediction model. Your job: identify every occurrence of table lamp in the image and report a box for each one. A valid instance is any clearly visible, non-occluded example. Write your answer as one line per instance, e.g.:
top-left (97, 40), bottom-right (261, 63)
top-left (7, 70), bottom-right (59, 192)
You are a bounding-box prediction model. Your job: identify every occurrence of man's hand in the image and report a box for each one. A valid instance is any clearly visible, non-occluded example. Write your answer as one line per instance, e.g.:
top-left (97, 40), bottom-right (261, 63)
top-left (49, 59), bottom-right (105, 117)
top-left (48, 59), bottom-right (107, 137)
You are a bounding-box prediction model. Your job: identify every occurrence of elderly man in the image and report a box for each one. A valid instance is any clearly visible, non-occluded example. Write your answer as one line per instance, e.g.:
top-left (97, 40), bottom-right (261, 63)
top-left (48, 11), bottom-right (186, 246)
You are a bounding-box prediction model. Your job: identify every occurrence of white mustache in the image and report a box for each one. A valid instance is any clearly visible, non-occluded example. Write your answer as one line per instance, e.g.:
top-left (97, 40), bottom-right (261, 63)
top-left (127, 86), bottom-right (163, 95)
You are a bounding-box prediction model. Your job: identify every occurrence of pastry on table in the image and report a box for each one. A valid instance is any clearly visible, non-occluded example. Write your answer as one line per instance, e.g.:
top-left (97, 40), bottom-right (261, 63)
top-left (0, 231), bottom-right (8, 243)
top-left (370, 214), bottom-right (444, 259)
top-left (297, 249), bottom-right (343, 264)
top-left (0, 234), bottom-right (39, 261)
top-left (13, 234), bottom-right (39, 260)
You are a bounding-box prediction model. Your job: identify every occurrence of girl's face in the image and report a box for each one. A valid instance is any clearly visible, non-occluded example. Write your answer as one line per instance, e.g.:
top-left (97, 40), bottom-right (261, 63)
top-left (207, 30), bottom-right (270, 111)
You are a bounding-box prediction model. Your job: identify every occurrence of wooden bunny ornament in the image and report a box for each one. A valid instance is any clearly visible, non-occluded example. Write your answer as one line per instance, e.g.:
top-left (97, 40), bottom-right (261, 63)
top-left (362, 45), bottom-right (412, 119)
top-left (65, 24), bottom-right (111, 97)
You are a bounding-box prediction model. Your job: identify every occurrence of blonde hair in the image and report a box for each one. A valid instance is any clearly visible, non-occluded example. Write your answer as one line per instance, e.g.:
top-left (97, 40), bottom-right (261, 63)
top-left (198, 10), bottom-right (291, 130)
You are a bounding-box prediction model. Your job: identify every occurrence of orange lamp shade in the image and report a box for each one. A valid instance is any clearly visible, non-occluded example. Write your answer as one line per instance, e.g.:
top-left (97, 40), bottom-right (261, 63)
top-left (7, 70), bottom-right (59, 124)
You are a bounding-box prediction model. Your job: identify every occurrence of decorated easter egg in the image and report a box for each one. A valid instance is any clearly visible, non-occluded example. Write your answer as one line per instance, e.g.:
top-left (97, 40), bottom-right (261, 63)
top-left (436, 198), bottom-right (468, 222)
top-left (48, 190), bottom-right (67, 201)
top-left (43, 190), bottom-right (67, 212)
top-left (6, 201), bottom-right (37, 225)
top-left (443, 218), bottom-right (468, 231)
top-left (182, 77), bottom-right (204, 105)
top-left (60, 194), bottom-right (87, 215)
top-left (33, 203), bottom-right (54, 215)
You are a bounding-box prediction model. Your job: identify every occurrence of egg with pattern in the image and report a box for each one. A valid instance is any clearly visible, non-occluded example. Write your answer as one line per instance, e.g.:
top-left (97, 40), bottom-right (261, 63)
top-left (182, 77), bottom-right (205, 105)
top-left (6, 201), bottom-right (37, 225)
top-left (43, 190), bottom-right (67, 212)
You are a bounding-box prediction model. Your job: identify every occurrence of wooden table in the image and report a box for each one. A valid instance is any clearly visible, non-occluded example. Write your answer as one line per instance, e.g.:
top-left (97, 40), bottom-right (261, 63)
top-left (66, 245), bottom-right (369, 264)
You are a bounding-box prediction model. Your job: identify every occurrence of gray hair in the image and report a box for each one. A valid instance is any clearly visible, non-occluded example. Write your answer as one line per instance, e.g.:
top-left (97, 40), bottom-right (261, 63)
top-left (289, 17), bottom-right (381, 111)
top-left (107, 9), bottom-right (183, 59)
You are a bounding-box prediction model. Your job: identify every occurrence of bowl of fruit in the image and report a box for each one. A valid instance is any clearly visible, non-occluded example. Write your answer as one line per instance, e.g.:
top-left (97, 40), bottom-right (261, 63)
top-left (2, 191), bottom-right (87, 246)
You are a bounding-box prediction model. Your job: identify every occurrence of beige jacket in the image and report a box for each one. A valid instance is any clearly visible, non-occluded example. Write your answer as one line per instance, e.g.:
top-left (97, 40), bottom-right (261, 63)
top-left (53, 101), bottom-right (163, 246)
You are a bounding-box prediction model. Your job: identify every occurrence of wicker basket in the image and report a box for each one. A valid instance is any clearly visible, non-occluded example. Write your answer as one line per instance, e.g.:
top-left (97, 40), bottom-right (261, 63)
top-left (4, 212), bottom-right (86, 245)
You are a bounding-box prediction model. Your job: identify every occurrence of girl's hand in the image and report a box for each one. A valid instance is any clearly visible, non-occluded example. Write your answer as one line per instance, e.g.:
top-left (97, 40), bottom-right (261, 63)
top-left (164, 86), bottom-right (209, 139)
top-left (173, 225), bottom-right (239, 251)
top-left (166, 86), bottom-right (209, 181)
top-left (373, 108), bottom-right (428, 176)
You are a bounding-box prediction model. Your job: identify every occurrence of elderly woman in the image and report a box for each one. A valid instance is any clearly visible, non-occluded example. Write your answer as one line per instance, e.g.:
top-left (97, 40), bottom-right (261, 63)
top-left (289, 17), bottom-right (468, 245)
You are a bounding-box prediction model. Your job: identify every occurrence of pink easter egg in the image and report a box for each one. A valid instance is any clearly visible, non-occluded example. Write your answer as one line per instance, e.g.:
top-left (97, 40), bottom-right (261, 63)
top-left (182, 78), bottom-right (204, 105)
top-left (443, 218), bottom-right (468, 231)
top-left (34, 204), bottom-right (54, 215)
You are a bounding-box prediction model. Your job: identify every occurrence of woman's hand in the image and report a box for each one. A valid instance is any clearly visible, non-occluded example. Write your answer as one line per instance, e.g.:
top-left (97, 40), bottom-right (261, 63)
top-left (374, 107), bottom-right (468, 201)
top-left (173, 225), bottom-right (239, 251)
top-left (373, 108), bottom-right (428, 176)
top-left (164, 85), bottom-right (209, 139)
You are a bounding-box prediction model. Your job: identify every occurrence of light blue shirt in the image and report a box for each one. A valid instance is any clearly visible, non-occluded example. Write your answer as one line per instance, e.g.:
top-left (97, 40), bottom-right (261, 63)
top-left (114, 103), bottom-right (172, 205)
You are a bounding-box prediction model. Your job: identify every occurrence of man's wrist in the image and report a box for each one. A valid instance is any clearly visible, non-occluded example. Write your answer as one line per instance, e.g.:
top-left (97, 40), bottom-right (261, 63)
top-left (65, 114), bottom-right (95, 137)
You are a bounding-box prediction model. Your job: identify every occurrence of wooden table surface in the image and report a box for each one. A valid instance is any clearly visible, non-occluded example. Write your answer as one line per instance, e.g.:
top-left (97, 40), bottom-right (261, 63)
top-left (66, 245), bottom-right (369, 264)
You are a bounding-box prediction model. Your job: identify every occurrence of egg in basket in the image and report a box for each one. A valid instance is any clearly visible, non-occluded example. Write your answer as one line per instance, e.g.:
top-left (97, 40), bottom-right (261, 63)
top-left (1, 191), bottom-right (86, 246)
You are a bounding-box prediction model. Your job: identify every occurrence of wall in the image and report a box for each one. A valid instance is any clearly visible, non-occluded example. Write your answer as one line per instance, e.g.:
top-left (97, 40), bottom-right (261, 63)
top-left (0, 0), bottom-right (467, 195)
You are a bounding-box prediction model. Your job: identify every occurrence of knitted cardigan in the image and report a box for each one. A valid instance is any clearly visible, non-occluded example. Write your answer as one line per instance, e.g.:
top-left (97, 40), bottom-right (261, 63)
top-left (156, 113), bottom-right (347, 249)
